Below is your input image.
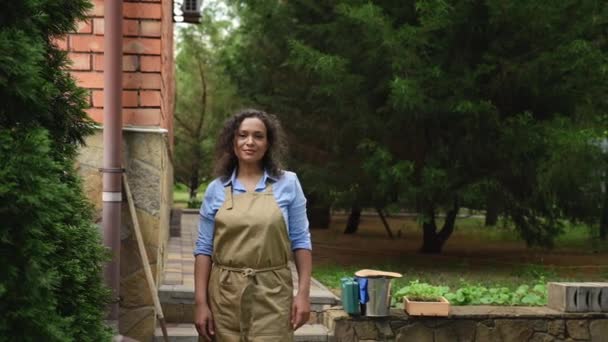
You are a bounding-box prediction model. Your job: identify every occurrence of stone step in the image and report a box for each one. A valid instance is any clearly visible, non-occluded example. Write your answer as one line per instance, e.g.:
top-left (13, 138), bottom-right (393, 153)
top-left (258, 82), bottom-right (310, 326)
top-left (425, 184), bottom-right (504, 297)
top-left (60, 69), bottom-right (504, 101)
top-left (159, 281), bottom-right (339, 324)
top-left (153, 323), bottom-right (329, 342)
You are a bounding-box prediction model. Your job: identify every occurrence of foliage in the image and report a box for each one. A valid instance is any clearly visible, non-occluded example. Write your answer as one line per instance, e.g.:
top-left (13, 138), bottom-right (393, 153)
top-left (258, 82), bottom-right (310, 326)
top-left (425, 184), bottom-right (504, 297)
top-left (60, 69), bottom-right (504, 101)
top-left (224, 0), bottom-right (608, 251)
top-left (174, 2), bottom-right (241, 201)
top-left (395, 280), bottom-right (449, 302)
top-left (394, 279), bottom-right (547, 306)
top-left (0, 0), bottom-right (111, 340)
top-left (0, 129), bottom-right (112, 341)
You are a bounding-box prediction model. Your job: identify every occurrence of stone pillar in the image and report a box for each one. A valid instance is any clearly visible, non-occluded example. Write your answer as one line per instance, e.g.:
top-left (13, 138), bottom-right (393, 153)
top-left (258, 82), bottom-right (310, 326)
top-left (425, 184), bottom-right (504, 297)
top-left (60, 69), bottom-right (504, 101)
top-left (59, 0), bottom-right (175, 340)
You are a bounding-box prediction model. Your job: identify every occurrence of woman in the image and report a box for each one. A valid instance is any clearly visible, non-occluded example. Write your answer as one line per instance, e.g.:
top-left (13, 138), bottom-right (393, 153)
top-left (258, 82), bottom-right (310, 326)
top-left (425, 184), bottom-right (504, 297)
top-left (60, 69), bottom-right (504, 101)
top-left (193, 109), bottom-right (312, 341)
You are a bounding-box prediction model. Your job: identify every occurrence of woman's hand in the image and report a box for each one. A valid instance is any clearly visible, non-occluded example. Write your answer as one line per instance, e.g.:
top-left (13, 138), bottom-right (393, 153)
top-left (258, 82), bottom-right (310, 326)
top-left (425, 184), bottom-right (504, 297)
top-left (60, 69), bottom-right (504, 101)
top-left (291, 292), bottom-right (310, 330)
top-left (194, 302), bottom-right (215, 341)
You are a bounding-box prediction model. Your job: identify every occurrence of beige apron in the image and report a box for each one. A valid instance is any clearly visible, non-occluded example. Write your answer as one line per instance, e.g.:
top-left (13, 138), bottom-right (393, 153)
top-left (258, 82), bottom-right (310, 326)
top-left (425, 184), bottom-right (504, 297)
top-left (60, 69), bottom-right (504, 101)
top-left (208, 183), bottom-right (294, 342)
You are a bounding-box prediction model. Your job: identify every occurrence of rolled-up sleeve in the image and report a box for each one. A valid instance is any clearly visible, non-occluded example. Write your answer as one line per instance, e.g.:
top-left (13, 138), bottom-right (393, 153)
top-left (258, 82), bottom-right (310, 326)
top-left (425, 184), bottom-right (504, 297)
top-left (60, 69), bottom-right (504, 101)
top-left (288, 174), bottom-right (312, 250)
top-left (194, 180), bottom-right (223, 256)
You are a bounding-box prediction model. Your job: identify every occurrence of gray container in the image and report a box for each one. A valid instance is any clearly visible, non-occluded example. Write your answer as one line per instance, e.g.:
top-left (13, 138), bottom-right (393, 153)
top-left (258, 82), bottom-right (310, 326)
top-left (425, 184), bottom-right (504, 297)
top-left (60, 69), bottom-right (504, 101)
top-left (365, 277), bottom-right (392, 317)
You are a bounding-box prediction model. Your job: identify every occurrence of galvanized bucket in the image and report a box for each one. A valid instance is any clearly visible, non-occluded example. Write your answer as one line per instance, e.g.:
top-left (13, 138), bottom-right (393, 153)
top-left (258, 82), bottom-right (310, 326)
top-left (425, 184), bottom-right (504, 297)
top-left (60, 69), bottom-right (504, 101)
top-left (365, 277), bottom-right (392, 317)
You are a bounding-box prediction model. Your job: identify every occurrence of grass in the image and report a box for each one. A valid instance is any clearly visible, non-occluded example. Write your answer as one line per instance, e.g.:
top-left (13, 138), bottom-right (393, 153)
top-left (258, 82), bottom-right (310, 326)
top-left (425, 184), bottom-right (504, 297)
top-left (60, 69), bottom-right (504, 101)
top-left (173, 182), bottom-right (207, 208)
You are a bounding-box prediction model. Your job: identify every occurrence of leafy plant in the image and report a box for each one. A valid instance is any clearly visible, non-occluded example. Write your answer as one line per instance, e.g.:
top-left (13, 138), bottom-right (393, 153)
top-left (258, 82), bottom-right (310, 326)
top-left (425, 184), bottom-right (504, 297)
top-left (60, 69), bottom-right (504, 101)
top-left (394, 280), bottom-right (450, 302)
top-left (393, 279), bottom-right (547, 306)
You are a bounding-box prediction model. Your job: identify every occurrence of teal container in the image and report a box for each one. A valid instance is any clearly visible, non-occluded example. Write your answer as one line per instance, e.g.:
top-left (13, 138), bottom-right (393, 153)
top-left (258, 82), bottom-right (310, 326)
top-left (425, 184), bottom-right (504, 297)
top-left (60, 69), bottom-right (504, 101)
top-left (340, 277), bottom-right (361, 315)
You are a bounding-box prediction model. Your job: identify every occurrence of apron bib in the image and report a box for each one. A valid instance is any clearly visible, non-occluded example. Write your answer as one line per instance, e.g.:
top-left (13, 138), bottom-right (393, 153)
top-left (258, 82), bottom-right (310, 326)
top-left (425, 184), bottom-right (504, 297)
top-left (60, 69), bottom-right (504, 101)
top-left (208, 183), bottom-right (294, 342)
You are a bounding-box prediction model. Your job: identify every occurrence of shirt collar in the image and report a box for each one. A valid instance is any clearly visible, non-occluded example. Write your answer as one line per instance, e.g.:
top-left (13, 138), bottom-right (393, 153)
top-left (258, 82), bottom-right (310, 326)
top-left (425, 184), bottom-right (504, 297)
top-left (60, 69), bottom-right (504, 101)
top-left (222, 168), bottom-right (278, 191)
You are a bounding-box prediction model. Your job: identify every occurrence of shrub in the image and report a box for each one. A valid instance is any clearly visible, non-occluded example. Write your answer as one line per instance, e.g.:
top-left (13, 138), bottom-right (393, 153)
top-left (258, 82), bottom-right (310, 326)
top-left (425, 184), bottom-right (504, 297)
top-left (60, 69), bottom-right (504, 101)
top-left (0, 128), bottom-right (112, 341)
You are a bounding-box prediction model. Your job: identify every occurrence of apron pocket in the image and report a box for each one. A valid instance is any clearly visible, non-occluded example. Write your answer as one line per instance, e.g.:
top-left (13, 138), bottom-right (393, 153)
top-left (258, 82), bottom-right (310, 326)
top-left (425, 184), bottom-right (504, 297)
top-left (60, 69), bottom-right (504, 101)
top-left (249, 283), bottom-right (292, 335)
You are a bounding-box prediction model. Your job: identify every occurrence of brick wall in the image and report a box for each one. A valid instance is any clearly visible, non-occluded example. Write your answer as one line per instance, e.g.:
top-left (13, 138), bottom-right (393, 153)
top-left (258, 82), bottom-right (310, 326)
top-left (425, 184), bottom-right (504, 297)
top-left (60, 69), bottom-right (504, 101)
top-left (59, 0), bottom-right (174, 131)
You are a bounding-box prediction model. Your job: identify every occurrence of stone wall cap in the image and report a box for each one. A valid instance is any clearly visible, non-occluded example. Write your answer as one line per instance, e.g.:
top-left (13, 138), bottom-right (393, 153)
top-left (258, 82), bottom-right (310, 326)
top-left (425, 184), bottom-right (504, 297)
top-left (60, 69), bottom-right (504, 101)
top-left (327, 306), bottom-right (608, 322)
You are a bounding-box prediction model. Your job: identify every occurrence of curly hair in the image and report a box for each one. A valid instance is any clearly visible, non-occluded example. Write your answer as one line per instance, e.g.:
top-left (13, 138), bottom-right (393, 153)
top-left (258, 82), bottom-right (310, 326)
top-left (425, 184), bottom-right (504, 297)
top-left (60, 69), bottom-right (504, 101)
top-left (213, 109), bottom-right (287, 181)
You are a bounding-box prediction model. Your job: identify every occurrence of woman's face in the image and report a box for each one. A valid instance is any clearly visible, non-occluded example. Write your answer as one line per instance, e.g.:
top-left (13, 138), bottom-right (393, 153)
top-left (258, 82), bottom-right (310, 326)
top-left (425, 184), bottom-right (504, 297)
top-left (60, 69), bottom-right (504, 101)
top-left (233, 117), bottom-right (269, 166)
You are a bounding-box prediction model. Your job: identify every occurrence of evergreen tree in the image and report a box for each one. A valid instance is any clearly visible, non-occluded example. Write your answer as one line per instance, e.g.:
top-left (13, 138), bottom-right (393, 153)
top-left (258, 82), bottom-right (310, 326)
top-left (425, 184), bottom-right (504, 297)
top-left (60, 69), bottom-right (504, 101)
top-left (224, 0), bottom-right (608, 252)
top-left (0, 0), bottom-right (112, 340)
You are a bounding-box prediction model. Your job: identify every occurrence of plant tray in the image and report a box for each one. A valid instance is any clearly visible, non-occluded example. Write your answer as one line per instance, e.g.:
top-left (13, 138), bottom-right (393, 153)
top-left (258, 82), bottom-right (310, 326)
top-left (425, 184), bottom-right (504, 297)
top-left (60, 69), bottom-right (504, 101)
top-left (404, 296), bottom-right (450, 316)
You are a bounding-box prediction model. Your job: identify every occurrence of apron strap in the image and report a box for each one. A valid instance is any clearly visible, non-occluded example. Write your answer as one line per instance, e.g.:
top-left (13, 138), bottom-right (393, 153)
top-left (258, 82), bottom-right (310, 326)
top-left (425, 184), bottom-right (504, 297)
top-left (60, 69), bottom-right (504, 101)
top-left (215, 263), bottom-right (287, 277)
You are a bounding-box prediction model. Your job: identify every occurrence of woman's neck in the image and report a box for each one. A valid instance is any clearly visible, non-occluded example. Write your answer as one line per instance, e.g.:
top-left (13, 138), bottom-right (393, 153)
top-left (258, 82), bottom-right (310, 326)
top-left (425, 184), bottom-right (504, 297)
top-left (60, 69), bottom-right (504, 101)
top-left (237, 162), bottom-right (263, 179)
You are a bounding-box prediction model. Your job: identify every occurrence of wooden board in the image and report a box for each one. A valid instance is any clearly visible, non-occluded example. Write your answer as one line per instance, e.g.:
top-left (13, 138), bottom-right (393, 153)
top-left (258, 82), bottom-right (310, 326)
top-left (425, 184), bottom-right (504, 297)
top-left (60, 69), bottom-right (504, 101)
top-left (354, 269), bottom-right (402, 278)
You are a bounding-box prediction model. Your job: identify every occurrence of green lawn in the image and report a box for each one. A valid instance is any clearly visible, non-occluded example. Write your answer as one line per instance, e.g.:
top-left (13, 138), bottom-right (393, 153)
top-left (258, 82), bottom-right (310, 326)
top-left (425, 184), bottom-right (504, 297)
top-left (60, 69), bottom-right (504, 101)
top-left (173, 183), bottom-right (206, 209)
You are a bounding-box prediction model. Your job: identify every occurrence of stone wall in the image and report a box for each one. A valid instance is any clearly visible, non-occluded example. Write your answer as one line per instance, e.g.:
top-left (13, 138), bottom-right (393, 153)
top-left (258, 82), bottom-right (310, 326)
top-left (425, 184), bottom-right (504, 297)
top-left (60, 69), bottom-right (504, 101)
top-left (76, 128), bottom-right (172, 341)
top-left (326, 306), bottom-right (608, 342)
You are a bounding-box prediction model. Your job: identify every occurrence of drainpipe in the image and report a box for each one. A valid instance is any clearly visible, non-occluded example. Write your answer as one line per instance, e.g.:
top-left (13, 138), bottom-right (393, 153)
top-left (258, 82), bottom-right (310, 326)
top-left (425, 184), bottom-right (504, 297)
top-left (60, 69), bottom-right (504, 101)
top-left (102, 0), bottom-right (123, 329)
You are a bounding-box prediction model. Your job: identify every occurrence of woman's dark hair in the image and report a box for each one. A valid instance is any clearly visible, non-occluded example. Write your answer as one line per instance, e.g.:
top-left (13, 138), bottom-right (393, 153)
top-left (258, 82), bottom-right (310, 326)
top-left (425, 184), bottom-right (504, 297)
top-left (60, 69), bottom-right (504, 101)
top-left (213, 109), bottom-right (287, 180)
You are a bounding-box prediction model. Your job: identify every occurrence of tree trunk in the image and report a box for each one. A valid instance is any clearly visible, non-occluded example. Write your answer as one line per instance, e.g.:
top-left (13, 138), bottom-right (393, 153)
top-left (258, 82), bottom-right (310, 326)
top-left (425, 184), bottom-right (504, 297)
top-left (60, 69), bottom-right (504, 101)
top-left (485, 195), bottom-right (499, 226)
top-left (344, 205), bottom-right (362, 234)
top-left (486, 191), bottom-right (500, 227)
top-left (376, 207), bottom-right (394, 239)
top-left (420, 199), bottom-right (460, 254)
top-left (188, 171), bottom-right (199, 202)
top-left (600, 187), bottom-right (608, 240)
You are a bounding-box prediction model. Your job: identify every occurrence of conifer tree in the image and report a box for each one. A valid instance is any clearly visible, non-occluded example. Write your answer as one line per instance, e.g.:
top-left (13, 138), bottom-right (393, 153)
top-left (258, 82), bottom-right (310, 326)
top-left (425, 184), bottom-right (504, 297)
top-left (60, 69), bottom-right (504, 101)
top-left (0, 1), bottom-right (112, 340)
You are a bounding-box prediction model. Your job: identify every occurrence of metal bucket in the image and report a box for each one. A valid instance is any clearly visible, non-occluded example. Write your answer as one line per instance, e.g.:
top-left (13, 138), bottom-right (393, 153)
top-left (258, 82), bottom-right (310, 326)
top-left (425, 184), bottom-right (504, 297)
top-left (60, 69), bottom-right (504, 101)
top-left (365, 277), bottom-right (392, 317)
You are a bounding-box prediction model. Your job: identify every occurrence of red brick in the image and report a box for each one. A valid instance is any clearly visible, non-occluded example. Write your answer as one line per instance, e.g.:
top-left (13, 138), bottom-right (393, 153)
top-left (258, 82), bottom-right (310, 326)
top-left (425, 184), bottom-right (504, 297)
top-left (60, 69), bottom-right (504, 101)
top-left (92, 90), bottom-right (139, 108)
top-left (76, 20), bottom-right (92, 34)
top-left (124, 19), bottom-right (140, 36)
top-left (123, 72), bottom-right (161, 89)
top-left (53, 37), bottom-right (68, 50)
top-left (94, 18), bottom-right (140, 36)
top-left (140, 20), bottom-right (161, 37)
top-left (124, 108), bottom-right (161, 126)
top-left (72, 71), bottom-right (104, 88)
top-left (93, 18), bottom-right (104, 35)
top-left (86, 108), bottom-right (104, 123)
top-left (124, 3), bottom-right (161, 19)
top-left (88, 0), bottom-right (104, 17)
top-left (123, 38), bottom-right (161, 55)
top-left (68, 53), bottom-right (91, 70)
top-left (86, 108), bottom-right (160, 126)
top-left (93, 55), bottom-right (139, 72)
top-left (70, 35), bottom-right (104, 52)
top-left (140, 90), bottom-right (161, 107)
top-left (140, 56), bottom-right (161, 72)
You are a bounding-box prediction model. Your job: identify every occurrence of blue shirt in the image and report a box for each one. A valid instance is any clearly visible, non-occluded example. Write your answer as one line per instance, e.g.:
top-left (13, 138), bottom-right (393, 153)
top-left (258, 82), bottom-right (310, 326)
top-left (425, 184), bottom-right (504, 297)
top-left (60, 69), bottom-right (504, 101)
top-left (194, 169), bottom-right (312, 256)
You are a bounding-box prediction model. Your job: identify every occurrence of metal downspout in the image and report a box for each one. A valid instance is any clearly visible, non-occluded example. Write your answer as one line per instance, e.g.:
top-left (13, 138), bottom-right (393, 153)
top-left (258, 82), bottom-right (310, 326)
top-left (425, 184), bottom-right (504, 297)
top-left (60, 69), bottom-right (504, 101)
top-left (102, 0), bottom-right (123, 329)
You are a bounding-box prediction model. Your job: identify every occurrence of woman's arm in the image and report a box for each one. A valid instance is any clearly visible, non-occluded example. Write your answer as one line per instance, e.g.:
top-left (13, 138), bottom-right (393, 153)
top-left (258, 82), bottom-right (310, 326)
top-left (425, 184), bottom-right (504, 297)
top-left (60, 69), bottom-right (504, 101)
top-left (194, 255), bottom-right (214, 340)
top-left (292, 249), bottom-right (312, 330)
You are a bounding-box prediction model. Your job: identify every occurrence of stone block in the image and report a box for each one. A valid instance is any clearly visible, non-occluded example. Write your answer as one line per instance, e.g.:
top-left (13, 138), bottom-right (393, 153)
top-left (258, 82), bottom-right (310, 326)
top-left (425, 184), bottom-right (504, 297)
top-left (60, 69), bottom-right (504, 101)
top-left (354, 321), bottom-right (378, 340)
top-left (120, 267), bottom-right (157, 308)
top-left (475, 323), bottom-right (500, 342)
top-left (566, 320), bottom-right (590, 340)
top-left (78, 165), bottom-right (103, 214)
top-left (530, 332), bottom-right (556, 342)
top-left (334, 321), bottom-right (356, 342)
top-left (126, 159), bottom-right (161, 217)
top-left (376, 321), bottom-right (394, 338)
top-left (121, 207), bottom-right (161, 248)
top-left (120, 237), bottom-right (158, 277)
top-left (548, 282), bottom-right (608, 312)
top-left (590, 319), bottom-right (608, 342)
top-left (324, 309), bottom-right (349, 332)
top-left (434, 320), bottom-right (475, 342)
top-left (395, 323), bottom-right (433, 342)
top-left (119, 306), bottom-right (155, 342)
top-left (125, 132), bottom-right (164, 169)
top-left (161, 303), bottom-right (183, 323)
top-left (548, 319), bottom-right (565, 338)
top-left (495, 319), bottom-right (535, 342)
